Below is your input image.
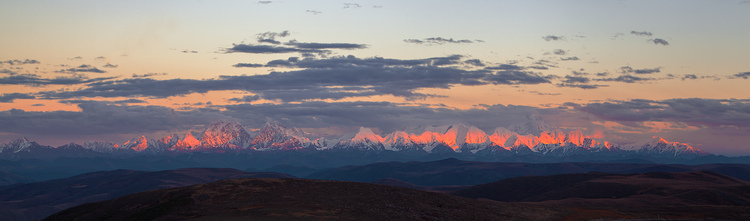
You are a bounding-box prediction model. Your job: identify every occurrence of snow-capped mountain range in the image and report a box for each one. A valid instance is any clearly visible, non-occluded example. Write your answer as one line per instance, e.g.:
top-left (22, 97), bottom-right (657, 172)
top-left (0, 120), bottom-right (708, 158)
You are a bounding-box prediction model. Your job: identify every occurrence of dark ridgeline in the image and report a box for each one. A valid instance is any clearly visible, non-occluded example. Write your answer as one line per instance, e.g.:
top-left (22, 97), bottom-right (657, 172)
top-left (43, 178), bottom-right (561, 221)
top-left (453, 171), bottom-right (750, 220)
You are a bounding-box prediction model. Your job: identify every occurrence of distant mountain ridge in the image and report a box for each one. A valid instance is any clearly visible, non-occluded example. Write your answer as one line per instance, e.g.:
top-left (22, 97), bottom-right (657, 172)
top-left (0, 120), bottom-right (708, 159)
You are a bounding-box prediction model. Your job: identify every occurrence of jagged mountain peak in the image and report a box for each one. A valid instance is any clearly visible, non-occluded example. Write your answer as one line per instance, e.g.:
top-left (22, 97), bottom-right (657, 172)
top-left (250, 121), bottom-right (310, 150)
top-left (201, 120), bottom-right (252, 149)
top-left (635, 136), bottom-right (707, 157)
top-left (169, 132), bottom-right (202, 151)
top-left (6, 137), bottom-right (32, 146)
top-left (0, 121), bottom-right (708, 158)
top-left (123, 136), bottom-right (151, 152)
top-left (353, 127), bottom-right (382, 142)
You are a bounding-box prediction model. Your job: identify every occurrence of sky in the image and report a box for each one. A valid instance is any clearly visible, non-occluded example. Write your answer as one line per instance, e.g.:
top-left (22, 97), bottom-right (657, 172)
top-left (1, 0), bottom-right (749, 155)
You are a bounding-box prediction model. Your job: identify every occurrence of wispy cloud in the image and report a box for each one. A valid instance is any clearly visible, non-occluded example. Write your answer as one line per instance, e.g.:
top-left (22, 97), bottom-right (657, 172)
top-left (542, 35), bottom-right (564, 41)
top-left (41, 55), bottom-right (556, 102)
top-left (0, 73), bottom-right (116, 86)
top-left (577, 98), bottom-right (750, 128)
top-left (0, 59), bottom-right (40, 65)
top-left (132, 72), bottom-right (168, 78)
top-left (630, 31), bottom-right (653, 36)
top-left (57, 64), bottom-right (106, 73)
top-left (734, 72), bottom-right (750, 79)
top-left (0, 93), bottom-right (35, 102)
top-left (404, 37), bottom-right (480, 45)
top-left (620, 66), bottom-right (661, 74)
top-left (596, 75), bottom-right (653, 83)
top-left (651, 38), bottom-right (669, 45)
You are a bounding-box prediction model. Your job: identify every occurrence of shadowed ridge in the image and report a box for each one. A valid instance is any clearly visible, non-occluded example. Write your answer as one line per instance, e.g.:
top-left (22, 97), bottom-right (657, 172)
top-left (452, 171), bottom-right (750, 220)
top-left (44, 178), bottom-right (562, 221)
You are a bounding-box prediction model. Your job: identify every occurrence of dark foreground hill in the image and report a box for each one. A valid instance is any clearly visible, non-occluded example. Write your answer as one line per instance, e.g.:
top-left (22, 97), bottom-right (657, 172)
top-left (0, 168), bottom-right (293, 221)
top-left (44, 178), bottom-right (561, 221)
top-left (454, 171), bottom-right (750, 220)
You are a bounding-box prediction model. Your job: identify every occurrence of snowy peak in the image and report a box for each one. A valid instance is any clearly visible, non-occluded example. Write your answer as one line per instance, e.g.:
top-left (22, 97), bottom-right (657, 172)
top-left (123, 136), bottom-right (151, 152)
top-left (157, 134), bottom-right (180, 147)
top-left (8, 137), bottom-right (33, 149)
top-left (170, 132), bottom-right (201, 151)
top-left (250, 121), bottom-right (310, 150)
top-left (464, 126), bottom-right (489, 144)
top-left (200, 120), bottom-right (253, 149)
top-left (352, 127), bottom-right (384, 143)
top-left (82, 141), bottom-right (118, 152)
top-left (0, 137), bottom-right (36, 153)
top-left (0, 120), bottom-right (708, 158)
top-left (636, 136), bottom-right (708, 157)
top-left (334, 127), bottom-right (385, 150)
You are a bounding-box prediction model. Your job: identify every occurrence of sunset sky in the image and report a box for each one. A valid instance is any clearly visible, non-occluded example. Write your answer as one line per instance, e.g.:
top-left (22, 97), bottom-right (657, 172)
top-left (1, 0), bottom-right (749, 155)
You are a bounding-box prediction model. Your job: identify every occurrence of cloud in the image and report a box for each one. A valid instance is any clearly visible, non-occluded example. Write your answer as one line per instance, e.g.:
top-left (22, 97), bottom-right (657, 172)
top-left (233, 63), bottom-right (265, 68)
top-left (532, 59), bottom-right (558, 69)
top-left (95, 56), bottom-right (106, 60)
top-left (560, 56), bottom-right (579, 61)
top-left (343, 3), bottom-right (361, 8)
top-left (306, 10), bottom-right (322, 15)
top-left (577, 98), bottom-right (750, 128)
top-left (58, 64), bottom-right (106, 73)
top-left (0, 69), bottom-right (17, 75)
top-left (0, 93), bottom-right (35, 103)
top-left (485, 64), bottom-right (524, 70)
top-left (557, 83), bottom-right (606, 89)
top-left (572, 71), bottom-right (588, 76)
top-left (228, 95), bottom-right (261, 103)
top-left (132, 72), bottom-right (167, 78)
top-left (181, 50), bottom-right (198, 53)
top-left (225, 40), bottom-right (366, 54)
top-left (734, 72), bottom-right (750, 79)
top-left (403, 37), bottom-right (479, 45)
top-left (630, 31), bottom-right (653, 36)
top-left (562, 75), bottom-right (590, 84)
top-left (620, 66), bottom-right (661, 74)
top-left (258, 1), bottom-right (272, 4)
top-left (103, 63), bottom-right (118, 68)
top-left (262, 54), bottom-right (464, 69)
top-left (221, 101), bottom-right (553, 134)
top-left (612, 33), bottom-right (625, 40)
top-left (542, 35), bottom-right (564, 41)
top-left (0, 99), bottom-right (558, 142)
top-left (0, 73), bottom-right (116, 86)
top-left (552, 49), bottom-right (566, 55)
top-left (483, 71), bottom-right (552, 85)
top-left (256, 30), bottom-right (290, 44)
top-left (556, 76), bottom-right (607, 89)
top-left (682, 74), bottom-right (698, 80)
top-left (1, 59), bottom-right (40, 65)
top-left (463, 59), bottom-right (485, 67)
top-left (225, 44), bottom-right (325, 54)
top-left (527, 66), bottom-right (549, 70)
top-left (0, 102), bottom-right (227, 136)
top-left (113, 99), bottom-right (147, 104)
top-left (596, 75), bottom-right (653, 83)
top-left (285, 40), bottom-right (367, 49)
top-left (651, 38), bottom-right (669, 45)
top-left (40, 55), bottom-right (555, 102)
